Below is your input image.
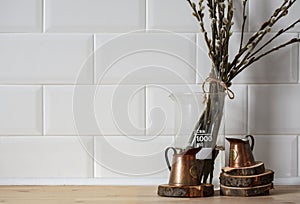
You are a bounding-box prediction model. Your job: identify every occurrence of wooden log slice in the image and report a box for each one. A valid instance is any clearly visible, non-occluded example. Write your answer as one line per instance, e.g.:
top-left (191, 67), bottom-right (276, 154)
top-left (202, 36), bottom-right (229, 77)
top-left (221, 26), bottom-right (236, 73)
top-left (222, 161), bottom-right (265, 176)
top-left (220, 183), bottom-right (273, 197)
top-left (157, 184), bottom-right (214, 197)
top-left (220, 169), bottom-right (274, 187)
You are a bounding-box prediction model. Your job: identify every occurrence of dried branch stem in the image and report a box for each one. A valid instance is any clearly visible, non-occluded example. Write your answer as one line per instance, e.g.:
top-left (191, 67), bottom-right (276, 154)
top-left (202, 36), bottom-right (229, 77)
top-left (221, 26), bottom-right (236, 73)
top-left (239, 0), bottom-right (248, 52)
top-left (230, 38), bottom-right (300, 79)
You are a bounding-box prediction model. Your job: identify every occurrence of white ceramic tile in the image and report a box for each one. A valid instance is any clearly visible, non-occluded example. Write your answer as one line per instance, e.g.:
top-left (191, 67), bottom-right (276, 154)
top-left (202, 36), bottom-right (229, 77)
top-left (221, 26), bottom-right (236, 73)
top-left (197, 33), bottom-right (298, 84)
top-left (249, 85), bottom-right (300, 134)
top-left (146, 85), bottom-right (199, 137)
top-left (249, 0), bottom-right (300, 32)
top-left (224, 85), bottom-right (247, 135)
top-left (45, 0), bottom-right (146, 32)
top-left (147, 0), bottom-right (199, 32)
top-left (252, 135), bottom-right (297, 178)
top-left (44, 85), bottom-right (145, 136)
top-left (44, 86), bottom-right (78, 135)
top-left (298, 136), bottom-right (300, 177)
top-left (0, 136), bottom-right (93, 177)
top-left (94, 136), bottom-right (173, 177)
top-left (0, 0), bottom-right (42, 32)
top-left (146, 84), bottom-right (246, 138)
top-left (0, 86), bottom-right (42, 135)
top-left (148, 0), bottom-right (247, 32)
top-left (95, 33), bottom-right (196, 84)
top-left (0, 34), bottom-right (93, 84)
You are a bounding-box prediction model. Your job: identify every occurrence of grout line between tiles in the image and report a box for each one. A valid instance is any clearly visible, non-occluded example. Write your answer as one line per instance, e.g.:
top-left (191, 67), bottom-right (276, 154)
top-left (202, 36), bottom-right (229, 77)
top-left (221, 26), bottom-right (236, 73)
top-left (297, 135), bottom-right (299, 177)
top-left (42, 85), bottom-right (45, 136)
top-left (42, 0), bottom-right (45, 33)
top-left (93, 34), bottom-right (96, 85)
top-left (145, 0), bottom-right (148, 31)
top-left (93, 136), bottom-right (96, 178)
top-left (144, 85), bottom-right (147, 136)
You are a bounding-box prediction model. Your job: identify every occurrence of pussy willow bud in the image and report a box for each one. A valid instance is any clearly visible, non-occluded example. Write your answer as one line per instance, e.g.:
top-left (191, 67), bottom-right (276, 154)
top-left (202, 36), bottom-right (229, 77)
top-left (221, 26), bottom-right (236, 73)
top-left (243, 60), bottom-right (249, 65)
top-left (282, 10), bottom-right (288, 16)
top-left (247, 44), bottom-right (253, 49)
top-left (223, 18), bottom-right (229, 24)
top-left (270, 17), bottom-right (276, 24)
top-left (258, 30), bottom-right (264, 35)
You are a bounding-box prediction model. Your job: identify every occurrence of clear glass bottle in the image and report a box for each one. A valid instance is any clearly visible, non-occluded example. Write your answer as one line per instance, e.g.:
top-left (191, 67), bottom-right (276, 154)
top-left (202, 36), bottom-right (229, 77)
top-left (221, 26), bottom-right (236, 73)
top-left (170, 92), bottom-right (225, 189)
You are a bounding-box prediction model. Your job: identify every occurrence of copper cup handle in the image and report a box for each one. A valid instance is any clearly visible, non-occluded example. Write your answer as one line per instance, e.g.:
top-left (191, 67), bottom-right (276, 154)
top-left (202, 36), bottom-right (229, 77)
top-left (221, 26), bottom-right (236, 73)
top-left (246, 135), bottom-right (255, 151)
top-left (165, 147), bottom-right (177, 171)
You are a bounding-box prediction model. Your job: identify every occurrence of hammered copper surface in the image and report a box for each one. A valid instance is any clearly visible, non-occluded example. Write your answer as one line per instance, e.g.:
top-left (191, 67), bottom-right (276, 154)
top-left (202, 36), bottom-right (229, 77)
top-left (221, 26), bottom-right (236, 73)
top-left (226, 135), bottom-right (256, 168)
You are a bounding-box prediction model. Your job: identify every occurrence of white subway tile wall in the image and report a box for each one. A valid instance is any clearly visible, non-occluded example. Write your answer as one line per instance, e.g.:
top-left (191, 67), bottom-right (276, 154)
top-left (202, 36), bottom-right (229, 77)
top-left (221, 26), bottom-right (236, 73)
top-left (0, 34), bottom-right (94, 84)
top-left (95, 33), bottom-right (196, 84)
top-left (94, 136), bottom-right (173, 178)
top-left (298, 136), bottom-right (300, 177)
top-left (0, 0), bottom-right (299, 183)
top-left (249, 85), bottom-right (300, 134)
top-left (147, 0), bottom-right (247, 32)
top-left (0, 86), bottom-right (42, 135)
top-left (0, 0), bottom-right (42, 32)
top-left (44, 85), bottom-right (145, 136)
top-left (252, 135), bottom-right (298, 178)
top-left (0, 136), bottom-right (94, 177)
top-left (45, 0), bottom-right (146, 32)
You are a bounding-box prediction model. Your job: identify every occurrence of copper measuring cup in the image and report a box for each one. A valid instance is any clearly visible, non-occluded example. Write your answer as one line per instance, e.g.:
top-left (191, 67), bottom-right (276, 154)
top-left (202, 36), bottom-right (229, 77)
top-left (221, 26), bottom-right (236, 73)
top-left (165, 147), bottom-right (201, 186)
top-left (226, 135), bottom-right (256, 168)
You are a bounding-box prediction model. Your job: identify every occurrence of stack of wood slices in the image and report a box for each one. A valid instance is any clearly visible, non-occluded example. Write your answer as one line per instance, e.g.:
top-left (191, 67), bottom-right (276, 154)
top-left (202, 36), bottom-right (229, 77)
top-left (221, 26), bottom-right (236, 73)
top-left (220, 161), bottom-right (274, 196)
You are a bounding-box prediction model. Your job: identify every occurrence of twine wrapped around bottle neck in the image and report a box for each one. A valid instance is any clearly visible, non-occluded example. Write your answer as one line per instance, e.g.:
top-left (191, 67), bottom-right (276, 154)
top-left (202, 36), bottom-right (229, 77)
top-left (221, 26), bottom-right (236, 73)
top-left (201, 77), bottom-right (235, 101)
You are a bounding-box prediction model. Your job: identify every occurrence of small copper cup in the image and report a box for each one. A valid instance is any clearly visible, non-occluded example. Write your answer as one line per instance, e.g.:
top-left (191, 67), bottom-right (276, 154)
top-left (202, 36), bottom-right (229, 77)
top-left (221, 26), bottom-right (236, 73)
top-left (226, 135), bottom-right (256, 168)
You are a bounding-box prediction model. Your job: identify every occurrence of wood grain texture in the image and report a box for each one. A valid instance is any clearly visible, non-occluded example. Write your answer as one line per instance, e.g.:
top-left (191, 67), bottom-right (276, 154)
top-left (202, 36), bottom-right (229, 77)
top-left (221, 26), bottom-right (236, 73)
top-left (157, 184), bottom-right (214, 197)
top-left (222, 161), bottom-right (265, 176)
top-left (220, 183), bottom-right (274, 197)
top-left (0, 185), bottom-right (299, 203)
top-left (220, 169), bottom-right (274, 187)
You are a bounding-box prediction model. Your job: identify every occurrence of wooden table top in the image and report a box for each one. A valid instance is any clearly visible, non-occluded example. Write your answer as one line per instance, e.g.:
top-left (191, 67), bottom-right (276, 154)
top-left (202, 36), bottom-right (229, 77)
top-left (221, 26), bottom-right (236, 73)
top-left (0, 185), bottom-right (299, 204)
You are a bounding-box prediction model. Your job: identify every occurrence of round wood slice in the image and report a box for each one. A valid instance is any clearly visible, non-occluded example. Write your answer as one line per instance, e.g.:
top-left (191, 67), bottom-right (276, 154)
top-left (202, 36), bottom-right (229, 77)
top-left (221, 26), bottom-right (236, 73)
top-left (220, 169), bottom-right (274, 187)
top-left (222, 161), bottom-right (265, 176)
top-left (157, 184), bottom-right (214, 197)
top-left (220, 183), bottom-right (273, 197)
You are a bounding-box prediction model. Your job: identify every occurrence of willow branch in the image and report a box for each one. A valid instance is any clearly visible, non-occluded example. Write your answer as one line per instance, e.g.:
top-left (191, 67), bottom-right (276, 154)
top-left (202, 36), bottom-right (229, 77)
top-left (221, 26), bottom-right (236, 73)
top-left (229, 38), bottom-right (300, 80)
top-left (187, 0), bottom-right (217, 68)
top-left (229, 0), bottom-right (295, 73)
top-left (221, 0), bottom-right (233, 81)
top-left (239, 0), bottom-right (248, 52)
top-left (249, 18), bottom-right (300, 58)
